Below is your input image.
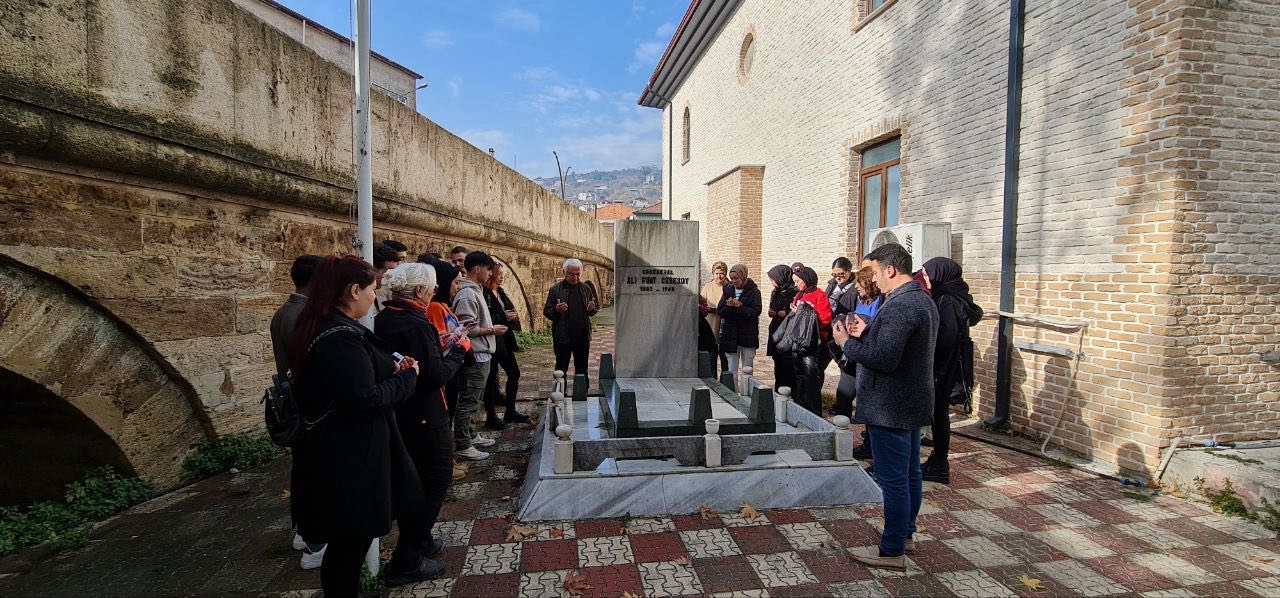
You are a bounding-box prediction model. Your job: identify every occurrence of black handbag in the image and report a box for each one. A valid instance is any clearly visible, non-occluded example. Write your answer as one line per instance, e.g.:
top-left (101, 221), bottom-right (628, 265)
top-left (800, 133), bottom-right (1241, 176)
top-left (263, 325), bottom-right (360, 447)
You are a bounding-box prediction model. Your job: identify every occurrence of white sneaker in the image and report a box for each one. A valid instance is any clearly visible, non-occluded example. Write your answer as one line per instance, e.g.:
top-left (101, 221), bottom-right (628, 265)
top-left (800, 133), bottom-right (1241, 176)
top-left (300, 544), bottom-right (326, 570)
top-left (292, 533), bottom-right (306, 551)
top-left (472, 436), bottom-right (496, 448)
top-left (456, 446), bottom-right (491, 460)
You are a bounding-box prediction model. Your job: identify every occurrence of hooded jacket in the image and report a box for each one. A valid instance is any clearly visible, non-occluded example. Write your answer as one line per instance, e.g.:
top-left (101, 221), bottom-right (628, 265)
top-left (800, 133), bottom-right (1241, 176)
top-left (923, 257), bottom-right (984, 405)
top-left (717, 279), bottom-right (762, 352)
top-left (453, 279), bottom-right (495, 355)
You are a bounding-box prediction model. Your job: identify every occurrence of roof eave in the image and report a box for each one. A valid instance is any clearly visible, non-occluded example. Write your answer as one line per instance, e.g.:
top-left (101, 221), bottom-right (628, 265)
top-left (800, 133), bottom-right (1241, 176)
top-left (637, 0), bottom-right (743, 108)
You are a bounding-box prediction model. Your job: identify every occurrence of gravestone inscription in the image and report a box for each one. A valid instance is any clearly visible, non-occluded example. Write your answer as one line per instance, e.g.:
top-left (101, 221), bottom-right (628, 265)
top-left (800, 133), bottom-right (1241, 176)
top-left (613, 220), bottom-right (699, 378)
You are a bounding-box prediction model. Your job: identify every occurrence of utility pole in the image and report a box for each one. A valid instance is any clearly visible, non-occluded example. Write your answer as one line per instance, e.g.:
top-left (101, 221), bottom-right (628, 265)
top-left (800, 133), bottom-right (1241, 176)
top-left (353, 0), bottom-right (373, 329)
top-left (553, 151), bottom-right (568, 201)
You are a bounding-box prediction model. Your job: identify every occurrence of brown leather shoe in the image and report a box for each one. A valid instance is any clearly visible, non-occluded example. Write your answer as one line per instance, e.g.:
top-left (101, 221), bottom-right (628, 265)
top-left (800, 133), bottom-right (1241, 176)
top-left (849, 546), bottom-right (906, 572)
top-left (905, 539), bottom-right (916, 553)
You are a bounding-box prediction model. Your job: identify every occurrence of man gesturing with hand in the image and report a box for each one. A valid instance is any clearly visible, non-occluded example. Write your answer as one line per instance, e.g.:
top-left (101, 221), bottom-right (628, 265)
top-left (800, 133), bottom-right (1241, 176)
top-left (544, 258), bottom-right (599, 386)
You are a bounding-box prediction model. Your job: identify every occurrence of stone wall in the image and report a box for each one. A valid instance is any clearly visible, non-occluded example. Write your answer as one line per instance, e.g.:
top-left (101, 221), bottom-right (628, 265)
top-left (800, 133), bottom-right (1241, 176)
top-left (0, 0), bottom-right (613, 484)
top-left (662, 0), bottom-right (1279, 472)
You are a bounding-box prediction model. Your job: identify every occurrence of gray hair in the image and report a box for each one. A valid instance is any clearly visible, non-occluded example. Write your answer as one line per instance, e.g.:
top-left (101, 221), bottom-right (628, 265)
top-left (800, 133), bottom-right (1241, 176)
top-left (562, 258), bottom-right (583, 272)
top-left (382, 263), bottom-right (437, 299)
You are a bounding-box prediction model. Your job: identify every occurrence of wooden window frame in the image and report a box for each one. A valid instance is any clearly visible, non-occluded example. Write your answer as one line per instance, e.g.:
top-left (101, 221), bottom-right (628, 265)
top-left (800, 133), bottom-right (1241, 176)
top-left (857, 140), bottom-right (901, 259)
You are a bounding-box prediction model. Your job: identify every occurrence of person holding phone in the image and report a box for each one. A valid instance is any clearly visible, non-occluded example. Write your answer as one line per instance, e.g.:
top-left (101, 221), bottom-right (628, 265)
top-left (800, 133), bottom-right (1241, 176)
top-left (789, 266), bottom-right (833, 415)
top-left (375, 263), bottom-right (467, 578)
top-left (452, 251), bottom-right (508, 461)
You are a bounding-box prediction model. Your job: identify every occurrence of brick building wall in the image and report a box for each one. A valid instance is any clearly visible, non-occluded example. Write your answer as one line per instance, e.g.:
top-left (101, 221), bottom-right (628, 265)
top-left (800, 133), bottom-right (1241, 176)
top-left (658, 0), bottom-right (1279, 472)
top-left (705, 165), bottom-right (765, 281)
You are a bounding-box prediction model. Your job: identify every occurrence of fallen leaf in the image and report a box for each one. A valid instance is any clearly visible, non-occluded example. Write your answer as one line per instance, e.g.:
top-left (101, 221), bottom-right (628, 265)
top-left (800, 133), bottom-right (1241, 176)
top-left (499, 511), bottom-right (516, 520)
top-left (563, 571), bottom-right (592, 596)
top-left (280, 489), bottom-right (291, 500)
top-left (1017, 574), bottom-right (1044, 591)
top-left (699, 505), bottom-right (715, 520)
top-left (550, 527), bottom-right (566, 538)
top-left (506, 524), bottom-right (539, 542)
top-left (620, 526), bottom-right (634, 535)
top-left (739, 503), bottom-right (760, 522)
top-left (672, 556), bottom-right (690, 567)
top-left (916, 525), bottom-right (927, 534)
top-left (622, 592), bottom-right (640, 598)
top-left (1248, 554), bottom-right (1276, 565)
top-left (1168, 490), bottom-right (1188, 499)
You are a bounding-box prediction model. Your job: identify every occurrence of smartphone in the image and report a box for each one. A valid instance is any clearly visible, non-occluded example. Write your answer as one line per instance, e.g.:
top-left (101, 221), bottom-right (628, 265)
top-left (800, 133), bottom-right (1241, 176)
top-left (391, 351), bottom-right (406, 364)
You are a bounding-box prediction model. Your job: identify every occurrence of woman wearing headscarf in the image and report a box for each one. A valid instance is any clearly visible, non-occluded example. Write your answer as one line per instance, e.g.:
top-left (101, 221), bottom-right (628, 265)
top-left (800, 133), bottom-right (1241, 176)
top-left (920, 257), bottom-right (983, 484)
top-left (789, 266), bottom-right (833, 415)
top-left (765, 264), bottom-right (799, 392)
top-left (374, 263), bottom-right (467, 577)
top-left (289, 256), bottom-right (435, 594)
top-left (717, 263), bottom-right (762, 389)
top-left (424, 260), bottom-right (488, 461)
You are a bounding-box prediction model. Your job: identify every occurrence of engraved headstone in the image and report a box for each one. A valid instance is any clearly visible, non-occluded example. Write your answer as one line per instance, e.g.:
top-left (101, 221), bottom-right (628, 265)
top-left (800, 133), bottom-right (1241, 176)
top-left (614, 220), bottom-right (699, 377)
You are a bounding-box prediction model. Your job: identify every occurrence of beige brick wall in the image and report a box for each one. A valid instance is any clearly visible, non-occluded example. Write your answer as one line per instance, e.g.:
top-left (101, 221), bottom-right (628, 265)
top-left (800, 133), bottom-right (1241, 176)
top-left (662, 0), bottom-right (1280, 472)
top-left (705, 165), bottom-right (764, 281)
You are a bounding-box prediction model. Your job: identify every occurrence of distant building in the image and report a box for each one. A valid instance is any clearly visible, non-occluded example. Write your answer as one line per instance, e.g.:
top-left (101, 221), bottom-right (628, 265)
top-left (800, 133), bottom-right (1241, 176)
top-left (632, 201), bottom-right (663, 221)
top-left (231, 0), bottom-right (422, 109)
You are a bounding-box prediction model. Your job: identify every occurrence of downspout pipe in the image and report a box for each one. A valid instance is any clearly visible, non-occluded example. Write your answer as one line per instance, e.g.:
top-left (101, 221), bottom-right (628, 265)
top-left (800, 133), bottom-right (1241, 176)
top-left (985, 0), bottom-right (1026, 430)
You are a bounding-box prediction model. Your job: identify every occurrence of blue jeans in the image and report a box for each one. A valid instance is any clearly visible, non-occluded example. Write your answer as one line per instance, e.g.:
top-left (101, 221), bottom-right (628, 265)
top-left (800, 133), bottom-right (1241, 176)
top-left (868, 425), bottom-right (922, 556)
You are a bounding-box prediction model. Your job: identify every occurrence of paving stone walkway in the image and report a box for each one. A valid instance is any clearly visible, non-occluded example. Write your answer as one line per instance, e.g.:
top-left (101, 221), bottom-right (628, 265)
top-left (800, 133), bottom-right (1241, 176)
top-left (2, 313), bottom-right (1278, 597)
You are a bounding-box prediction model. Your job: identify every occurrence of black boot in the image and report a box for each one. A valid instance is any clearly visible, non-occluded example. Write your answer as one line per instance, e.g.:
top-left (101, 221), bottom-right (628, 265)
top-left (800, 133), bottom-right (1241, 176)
top-left (485, 411), bottom-right (507, 430)
top-left (383, 556), bottom-right (446, 587)
top-left (504, 409), bottom-right (530, 424)
top-left (922, 459), bottom-right (950, 484)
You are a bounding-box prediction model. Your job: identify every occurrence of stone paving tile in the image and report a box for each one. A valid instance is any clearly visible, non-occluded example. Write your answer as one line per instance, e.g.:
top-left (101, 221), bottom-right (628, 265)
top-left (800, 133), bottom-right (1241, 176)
top-left (950, 508), bottom-right (1023, 535)
top-left (681, 527), bottom-right (743, 559)
top-left (777, 521), bottom-right (836, 552)
top-left (1210, 541), bottom-right (1280, 577)
top-left (577, 535), bottom-right (634, 567)
top-left (433, 519), bottom-right (474, 546)
top-left (987, 531), bottom-right (1073, 564)
top-left (451, 571), bottom-right (519, 598)
top-left (906, 539), bottom-right (979, 573)
top-left (1031, 503), bottom-right (1102, 528)
top-left (1238, 576), bottom-right (1280, 596)
top-left (728, 525), bottom-right (792, 555)
top-left (388, 577), bottom-right (454, 597)
top-left (637, 560), bottom-right (703, 596)
top-left (875, 574), bottom-right (956, 596)
top-left (934, 569), bottom-right (1017, 597)
top-left (1156, 515), bottom-right (1249, 546)
top-left (516, 569), bottom-right (568, 596)
top-left (991, 506), bottom-right (1060, 532)
top-left (764, 508), bottom-right (817, 524)
top-left (1080, 555), bottom-right (1179, 594)
top-left (943, 535), bottom-right (1021, 568)
top-left (462, 542), bottom-right (522, 576)
top-left (744, 551), bottom-right (818, 587)
top-left (693, 555), bottom-right (763, 593)
top-left (1035, 559), bottom-right (1129, 596)
top-left (1194, 514), bottom-right (1277, 541)
top-left (629, 531), bottom-right (690, 563)
top-left (626, 516), bottom-right (675, 534)
top-left (578, 563), bottom-right (645, 597)
top-left (957, 487), bottom-right (1021, 510)
top-left (518, 539), bottom-right (577, 572)
top-left (827, 579), bottom-right (892, 597)
top-left (798, 548), bottom-right (875, 583)
top-left (721, 512), bottom-right (772, 527)
top-left (1114, 521), bottom-right (1198, 551)
top-left (1125, 551), bottom-right (1224, 587)
top-left (1170, 545), bottom-right (1274, 581)
top-left (1031, 528), bottom-right (1116, 560)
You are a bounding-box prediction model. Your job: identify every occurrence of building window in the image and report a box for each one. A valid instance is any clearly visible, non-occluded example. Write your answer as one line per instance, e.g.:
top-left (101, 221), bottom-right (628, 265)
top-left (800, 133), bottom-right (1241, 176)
top-left (854, 0), bottom-right (899, 32)
top-left (681, 106), bottom-right (691, 165)
top-left (859, 137), bottom-right (900, 255)
top-left (737, 29), bottom-right (755, 85)
top-left (868, 0), bottom-right (888, 10)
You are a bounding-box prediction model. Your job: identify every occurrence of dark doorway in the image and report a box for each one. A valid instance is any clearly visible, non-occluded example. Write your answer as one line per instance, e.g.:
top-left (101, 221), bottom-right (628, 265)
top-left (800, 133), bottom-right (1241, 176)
top-left (0, 367), bottom-right (134, 507)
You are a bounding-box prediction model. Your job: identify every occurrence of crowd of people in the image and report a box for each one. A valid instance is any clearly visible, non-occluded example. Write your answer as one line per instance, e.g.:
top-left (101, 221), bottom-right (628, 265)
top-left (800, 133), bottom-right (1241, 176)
top-left (700, 243), bottom-right (983, 571)
top-left (267, 241), bottom-right (598, 596)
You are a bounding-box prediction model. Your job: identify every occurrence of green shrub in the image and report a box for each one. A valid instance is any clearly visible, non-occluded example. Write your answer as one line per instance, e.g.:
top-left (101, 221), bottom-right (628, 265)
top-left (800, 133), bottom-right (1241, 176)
top-left (181, 434), bottom-right (283, 479)
top-left (359, 565), bottom-right (384, 592)
top-left (513, 329), bottom-right (553, 349)
top-left (0, 467), bottom-right (154, 556)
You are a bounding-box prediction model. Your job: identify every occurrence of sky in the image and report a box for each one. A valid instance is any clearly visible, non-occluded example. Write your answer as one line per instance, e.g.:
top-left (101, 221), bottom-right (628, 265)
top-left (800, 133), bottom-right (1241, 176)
top-left (274, 0), bottom-right (686, 180)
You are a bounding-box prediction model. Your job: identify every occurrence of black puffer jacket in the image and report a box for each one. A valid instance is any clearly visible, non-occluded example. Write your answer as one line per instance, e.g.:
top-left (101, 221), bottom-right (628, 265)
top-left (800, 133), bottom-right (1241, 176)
top-left (717, 279), bottom-right (762, 352)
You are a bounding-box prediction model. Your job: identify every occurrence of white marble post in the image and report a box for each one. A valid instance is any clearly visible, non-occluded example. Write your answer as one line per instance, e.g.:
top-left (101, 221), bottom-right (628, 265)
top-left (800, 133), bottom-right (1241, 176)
top-left (740, 366), bottom-right (753, 397)
top-left (775, 386), bottom-right (791, 424)
top-left (704, 418), bottom-right (722, 468)
top-left (832, 415), bottom-right (853, 461)
top-left (552, 370), bottom-right (566, 395)
top-left (554, 424), bottom-right (574, 474)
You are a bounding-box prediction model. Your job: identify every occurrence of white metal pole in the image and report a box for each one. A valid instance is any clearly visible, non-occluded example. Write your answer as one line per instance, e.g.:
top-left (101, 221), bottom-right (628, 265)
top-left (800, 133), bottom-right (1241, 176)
top-left (353, 0), bottom-right (374, 329)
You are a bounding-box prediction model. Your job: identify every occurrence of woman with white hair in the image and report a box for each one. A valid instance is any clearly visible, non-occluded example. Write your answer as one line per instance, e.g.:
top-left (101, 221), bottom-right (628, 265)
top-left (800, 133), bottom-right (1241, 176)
top-left (373, 263), bottom-right (467, 579)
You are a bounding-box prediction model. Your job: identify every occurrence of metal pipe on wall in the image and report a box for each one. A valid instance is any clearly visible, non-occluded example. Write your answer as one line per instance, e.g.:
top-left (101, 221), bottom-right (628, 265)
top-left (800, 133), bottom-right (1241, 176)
top-left (986, 0), bottom-right (1026, 430)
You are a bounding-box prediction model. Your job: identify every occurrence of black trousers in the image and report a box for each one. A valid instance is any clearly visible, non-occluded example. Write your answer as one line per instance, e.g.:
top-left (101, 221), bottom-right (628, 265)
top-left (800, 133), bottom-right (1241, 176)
top-left (833, 371), bottom-right (856, 418)
top-left (771, 353), bottom-right (796, 393)
top-left (553, 338), bottom-right (591, 384)
top-left (791, 353), bottom-right (824, 415)
top-left (402, 423), bottom-right (453, 550)
top-left (484, 349), bottom-right (521, 414)
top-left (320, 536), bottom-right (372, 598)
top-left (927, 389), bottom-right (952, 466)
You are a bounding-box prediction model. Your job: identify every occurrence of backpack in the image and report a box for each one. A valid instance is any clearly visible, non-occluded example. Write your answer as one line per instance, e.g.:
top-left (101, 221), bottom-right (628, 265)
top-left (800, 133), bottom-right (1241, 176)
top-left (771, 302), bottom-right (819, 355)
top-left (263, 325), bottom-right (361, 447)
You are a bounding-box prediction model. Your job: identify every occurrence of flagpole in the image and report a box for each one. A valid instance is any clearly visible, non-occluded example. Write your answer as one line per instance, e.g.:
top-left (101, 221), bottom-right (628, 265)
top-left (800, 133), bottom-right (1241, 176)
top-left (353, 0), bottom-right (374, 329)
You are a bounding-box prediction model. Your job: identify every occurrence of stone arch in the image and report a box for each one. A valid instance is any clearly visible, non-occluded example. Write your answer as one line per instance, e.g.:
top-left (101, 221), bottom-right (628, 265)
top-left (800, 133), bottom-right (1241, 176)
top-left (0, 256), bottom-right (212, 489)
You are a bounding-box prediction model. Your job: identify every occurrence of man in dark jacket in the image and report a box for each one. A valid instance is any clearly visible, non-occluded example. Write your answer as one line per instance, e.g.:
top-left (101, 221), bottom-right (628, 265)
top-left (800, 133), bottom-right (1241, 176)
top-left (543, 258), bottom-right (599, 384)
top-left (270, 255), bottom-right (321, 380)
top-left (833, 243), bottom-right (938, 572)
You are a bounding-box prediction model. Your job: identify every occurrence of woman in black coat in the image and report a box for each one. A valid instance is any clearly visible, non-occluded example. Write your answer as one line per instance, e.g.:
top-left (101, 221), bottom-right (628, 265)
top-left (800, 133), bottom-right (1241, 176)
top-left (482, 263), bottom-right (529, 428)
top-left (717, 263), bottom-right (762, 389)
top-left (289, 256), bottom-right (432, 596)
top-left (765, 264), bottom-right (799, 392)
top-left (920, 257), bottom-right (983, 484)
top-left (374, 263), bottom-right (467, 576)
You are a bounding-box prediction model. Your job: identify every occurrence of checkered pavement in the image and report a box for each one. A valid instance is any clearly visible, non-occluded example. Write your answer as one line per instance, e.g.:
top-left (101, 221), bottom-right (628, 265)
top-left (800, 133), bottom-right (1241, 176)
top-left (380, 424), bottom-right (1280, 598)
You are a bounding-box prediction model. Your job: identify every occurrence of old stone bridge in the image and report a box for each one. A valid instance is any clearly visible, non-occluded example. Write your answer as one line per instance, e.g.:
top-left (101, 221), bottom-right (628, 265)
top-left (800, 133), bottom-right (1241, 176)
top-left (0, 0), bottom-right (613, 501)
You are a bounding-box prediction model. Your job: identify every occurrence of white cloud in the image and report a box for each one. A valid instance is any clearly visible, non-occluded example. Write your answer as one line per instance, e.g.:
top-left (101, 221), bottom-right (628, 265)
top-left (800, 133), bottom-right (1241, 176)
top-left (421, 29), bottom-right (453, 49)
top-left (495, 8), bottom-right (540, 32)
top-left (528, 83), bottom-right (605, 113)
top-left (655, 22), bottom-right (677, 39)
top-left (628, 23), bottom-right (675, 74)
top-left (517, 66), bottom-right (556, 82)
top-left (543, 110), bottom-right (662, 173)
top-left (460, 129), bottom-right (512, 154)
top-left (445, 76), bottom-right (462, 98)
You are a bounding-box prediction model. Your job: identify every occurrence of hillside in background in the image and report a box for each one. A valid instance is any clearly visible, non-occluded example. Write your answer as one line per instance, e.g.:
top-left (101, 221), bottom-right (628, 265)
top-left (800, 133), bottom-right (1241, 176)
top-left (532, 166), bottom-right (662, 211)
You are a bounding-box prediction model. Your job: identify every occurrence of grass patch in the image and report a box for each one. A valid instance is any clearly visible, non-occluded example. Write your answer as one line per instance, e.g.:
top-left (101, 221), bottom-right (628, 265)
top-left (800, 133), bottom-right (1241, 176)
top-left (1197, 478), bottom-right (1252, 519)
top-left (359, 565), bottom-right (384, 592)
top-left (513, 329), bottom-right (553, 350)
top-left (1204, 448), bottom-right (1264, 465)
top-left (1123, 491), bottom-right (1150, 502)
top-left (0, 467), bottom-right (154, 556)
top-left (181, 434), bottom-right (283, 480)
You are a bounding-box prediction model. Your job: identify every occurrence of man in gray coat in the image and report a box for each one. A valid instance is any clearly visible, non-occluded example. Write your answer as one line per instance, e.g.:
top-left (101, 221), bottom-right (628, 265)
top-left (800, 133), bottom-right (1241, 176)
top-left (269, 255), bottom-right (321, 379)
top-left (833, 242), bottom-right (938, 572)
